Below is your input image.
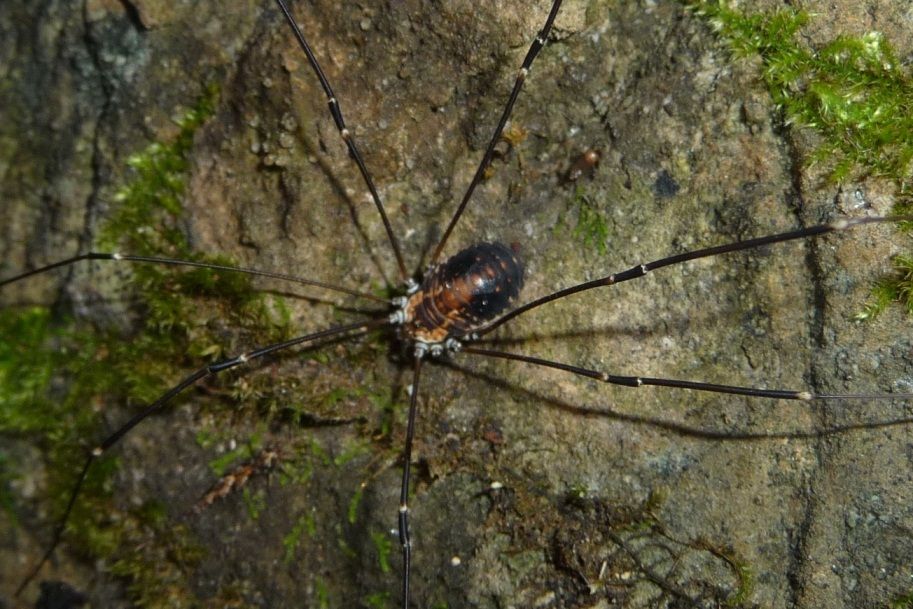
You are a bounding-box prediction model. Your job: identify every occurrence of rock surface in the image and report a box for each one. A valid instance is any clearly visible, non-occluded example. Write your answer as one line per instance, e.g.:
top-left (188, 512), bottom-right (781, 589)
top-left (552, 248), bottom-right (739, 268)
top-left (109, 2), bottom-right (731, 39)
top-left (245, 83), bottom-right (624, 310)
top-left (1, 1), bottom-right (912, 608)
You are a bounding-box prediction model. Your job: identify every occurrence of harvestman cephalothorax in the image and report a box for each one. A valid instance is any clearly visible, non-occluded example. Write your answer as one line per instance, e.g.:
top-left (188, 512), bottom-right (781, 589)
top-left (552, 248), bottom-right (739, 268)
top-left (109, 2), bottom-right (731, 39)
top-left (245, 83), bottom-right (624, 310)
top-left (7, 3), bottom-right (912, 604)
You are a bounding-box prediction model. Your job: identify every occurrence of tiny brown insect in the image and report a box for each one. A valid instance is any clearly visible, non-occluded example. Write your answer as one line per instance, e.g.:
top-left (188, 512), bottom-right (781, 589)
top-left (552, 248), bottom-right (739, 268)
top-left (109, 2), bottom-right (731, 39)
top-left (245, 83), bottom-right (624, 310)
top-left (565, 148), bottom-right (601, 183)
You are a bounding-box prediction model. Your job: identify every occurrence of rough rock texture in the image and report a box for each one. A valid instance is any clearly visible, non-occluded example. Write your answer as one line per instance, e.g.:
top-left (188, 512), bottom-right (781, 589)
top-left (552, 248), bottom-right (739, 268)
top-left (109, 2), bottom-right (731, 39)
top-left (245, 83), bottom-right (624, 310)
top-left (1, 1), bottom-right (912, 608)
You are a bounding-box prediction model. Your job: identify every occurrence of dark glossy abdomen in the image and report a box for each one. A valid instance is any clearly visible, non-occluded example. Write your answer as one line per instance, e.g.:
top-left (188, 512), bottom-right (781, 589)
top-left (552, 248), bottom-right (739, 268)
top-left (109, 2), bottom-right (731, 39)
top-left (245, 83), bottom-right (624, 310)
top-left (405, 242), bottom-right (524, 343)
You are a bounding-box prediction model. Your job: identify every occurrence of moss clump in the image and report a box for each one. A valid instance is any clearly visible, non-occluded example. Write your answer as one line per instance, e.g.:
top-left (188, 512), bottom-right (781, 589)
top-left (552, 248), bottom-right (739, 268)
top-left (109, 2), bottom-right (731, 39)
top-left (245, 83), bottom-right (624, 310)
top-left (556, 184), bottom-right (610, 256)
top-left (98, 85), bottom-right (292, 348)
top-left (282, 512), bottom-right (316, 564)
top-left (689, 2), bottom-right (913, 183)
top-left (0, 307), bottom-right (134, 558)
top-left (0, 85), bottom-right (301, 608)
top-left (855, 253), bottom-right (913, 320)
top-left (687, 0), bottom-right (913, 317)
top-left (370, 529), bottom-right (394, 574)
top-left (364, 591), bottom-right (392, 609)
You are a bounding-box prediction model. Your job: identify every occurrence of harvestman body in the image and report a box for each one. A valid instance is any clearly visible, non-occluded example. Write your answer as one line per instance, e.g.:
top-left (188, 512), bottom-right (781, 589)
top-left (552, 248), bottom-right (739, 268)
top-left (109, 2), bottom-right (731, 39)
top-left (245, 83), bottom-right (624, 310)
top-left (4, 0), bottom-right (913, 606)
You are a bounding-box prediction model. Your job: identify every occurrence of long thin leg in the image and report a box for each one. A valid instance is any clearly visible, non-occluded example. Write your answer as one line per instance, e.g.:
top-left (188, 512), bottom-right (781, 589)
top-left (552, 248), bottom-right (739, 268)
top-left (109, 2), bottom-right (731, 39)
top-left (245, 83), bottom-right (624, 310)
top-left (429, 0), bottom-right (564, 265)
top-left (14, 316), bottom-right (388, 598)
top-left (273, 0), bottom-right (409, 283)
top-left (1, 252), bottom-right (386, 302)
top-left (442, 359), bottom-right (913, 441)
top-left (462, 346), bottom-right (913, 402)
top-left (398, 355), bottom-right (424, 609)
top-left (478, 215), bottom-right (912, 336)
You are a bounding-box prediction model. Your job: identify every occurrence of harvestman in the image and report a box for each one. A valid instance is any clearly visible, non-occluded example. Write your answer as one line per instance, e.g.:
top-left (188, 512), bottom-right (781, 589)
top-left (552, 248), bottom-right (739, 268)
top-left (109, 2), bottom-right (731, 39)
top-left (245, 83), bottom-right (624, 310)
top-left (5, 0), bottom-right (913, 606)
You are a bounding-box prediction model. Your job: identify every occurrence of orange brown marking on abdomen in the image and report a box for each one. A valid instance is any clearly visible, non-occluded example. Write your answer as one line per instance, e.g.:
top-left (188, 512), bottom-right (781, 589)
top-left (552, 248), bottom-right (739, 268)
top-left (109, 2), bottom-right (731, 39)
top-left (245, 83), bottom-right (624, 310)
top-left (404, 242), bottom-right (523, 344)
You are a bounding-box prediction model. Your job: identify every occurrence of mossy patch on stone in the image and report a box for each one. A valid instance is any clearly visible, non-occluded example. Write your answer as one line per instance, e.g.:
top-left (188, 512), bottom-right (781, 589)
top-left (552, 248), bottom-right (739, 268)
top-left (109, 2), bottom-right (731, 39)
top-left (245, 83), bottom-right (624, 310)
top-left (688, 0), bottom-right (913, 318)
top-left (0, 87), bottom-right (300, 608)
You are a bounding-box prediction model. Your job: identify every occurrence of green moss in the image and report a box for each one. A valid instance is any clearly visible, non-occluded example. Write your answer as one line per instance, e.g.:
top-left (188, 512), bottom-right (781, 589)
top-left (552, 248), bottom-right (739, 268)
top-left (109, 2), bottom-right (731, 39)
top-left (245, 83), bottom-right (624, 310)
top-left (282, 512), bottom-right (316, 564)
top-left (368, 385), bottom-right (401, 439)
top-left (206, 433), bottom-right (263, 477)
top-left (688, 2), bottom-right (913, 180)
top-left (347, 486), bottom-right (365, 524)
top-left (364, 591), bottom-right (392, 609)
top-left (370, 529), bottom-right (394, 574)
top-left (315, 578), bottom-right (331, 609)
top-left (1, 307), bottom-right (143, 567)
top-left (241, 488), bottom-right (267, 521)
top-left (0, 86), bottom-right (308, 608)
top-left (855, 254), bottom-right (913, 320)
top-left (277, 451), bottom-right (315, 486)
top-left (687, 0), bottom-right (913, 317)
top-left (705, 544), bottom-right (754, 608)
top-left (892, 591), bottom-right (913, 609)
top-left (556, 184), bottom-right (610, 256)
top-left (106, 503), bottom-right (207, 609)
